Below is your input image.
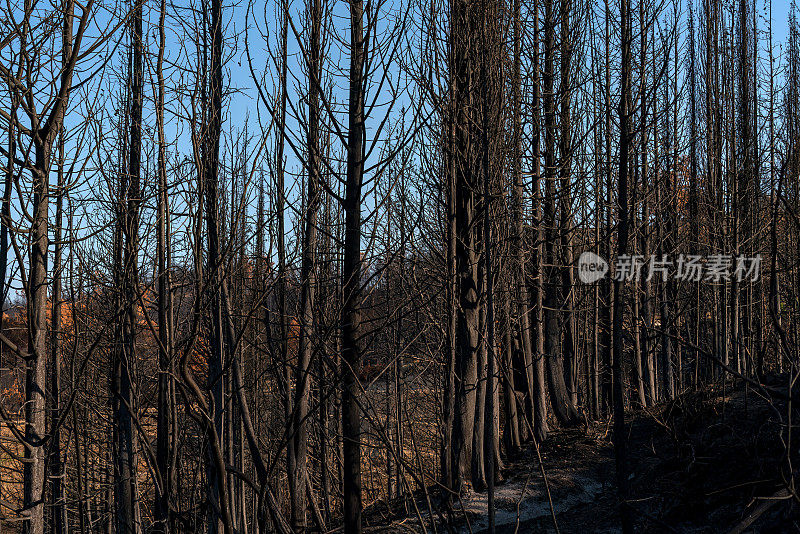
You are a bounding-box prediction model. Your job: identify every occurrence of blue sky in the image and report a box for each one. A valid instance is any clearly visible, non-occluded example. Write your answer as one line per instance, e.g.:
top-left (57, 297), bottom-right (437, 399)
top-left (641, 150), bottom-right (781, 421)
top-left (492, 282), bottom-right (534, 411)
top-left (3, 0), bottom-right (799, 301)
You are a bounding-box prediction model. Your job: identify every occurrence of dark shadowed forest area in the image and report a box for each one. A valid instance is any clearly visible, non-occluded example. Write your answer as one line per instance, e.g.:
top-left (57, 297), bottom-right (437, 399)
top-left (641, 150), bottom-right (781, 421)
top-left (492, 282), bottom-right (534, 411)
top-left (1, 0), bottom-right (800, 531)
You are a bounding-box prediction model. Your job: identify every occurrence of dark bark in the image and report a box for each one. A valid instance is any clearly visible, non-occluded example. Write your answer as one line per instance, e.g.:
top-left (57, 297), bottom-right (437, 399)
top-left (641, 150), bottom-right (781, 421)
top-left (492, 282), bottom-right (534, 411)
top-left (288, 0), bottom-right (323, 527)
top-left (509, 0), bottom-right (539, 449)
top-left (614, 0), bottom-right (633, 530)
top-left (558, 0), bottom-right (579, 412)
top-left (450, 0), bottom-right (481, 488)
top-left (542, 0), bottom-right (577, 427)
top-left (154, 0), bottom-right (175, 528)
top-left (529, 0), bottom-right (549, 442)
top-left (342, 0), bottom-right (366, 530)
top-left (114, 0), bottom-right (143, 530)
top-left (22, 1), bottom-right (81, 530)
top-left (600, 0), bottom-right (614, 417)
top-left (203, 0), bottom-right (232, 528)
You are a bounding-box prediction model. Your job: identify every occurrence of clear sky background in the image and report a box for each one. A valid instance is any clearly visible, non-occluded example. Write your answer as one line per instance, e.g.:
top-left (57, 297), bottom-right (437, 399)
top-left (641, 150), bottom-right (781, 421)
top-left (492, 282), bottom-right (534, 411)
top-left (217, 0), bottom-right (797, 160)
top-left (4, 0), bottom-right (799, 301)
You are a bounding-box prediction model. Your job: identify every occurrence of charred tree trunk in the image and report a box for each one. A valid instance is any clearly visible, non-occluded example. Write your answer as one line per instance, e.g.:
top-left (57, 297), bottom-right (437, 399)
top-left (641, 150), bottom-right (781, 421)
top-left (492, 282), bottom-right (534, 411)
top-left (154, 0), bottom-right (176, 528)
top-left (529, 0), bottom-right (550, 442)
top-left (22, 2), bottom-right (79, 531)
top-left (342, 0), bottom-right (366, 530)
top-left (450, 0), bottom-right (481, 489)
top-left (509, 0), bottom-right (531, 452)
top-left (542, 0), bottom-right (577, 426)
top-left (114, 0), bottom-right (143, 530)
top-left (614, 0), bottom-right (633, 530)
top-left (558, 0), bottom-right (579, 412)
top-left (289, 0), bottom-right (323, 527)
top-left (203, 0), bottom-right (231, 528)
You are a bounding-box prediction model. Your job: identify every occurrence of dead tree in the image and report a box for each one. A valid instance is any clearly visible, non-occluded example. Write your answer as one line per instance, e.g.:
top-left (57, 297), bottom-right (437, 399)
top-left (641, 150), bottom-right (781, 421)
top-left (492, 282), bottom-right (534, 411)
top-left (341, 0), bottom-right (367, 530)
top-left (113, 0), bottom-right (144, 530)
top-left (613, 0), bottom-right (633, 530)
top-left (287, 0), bottom-right (324, 527)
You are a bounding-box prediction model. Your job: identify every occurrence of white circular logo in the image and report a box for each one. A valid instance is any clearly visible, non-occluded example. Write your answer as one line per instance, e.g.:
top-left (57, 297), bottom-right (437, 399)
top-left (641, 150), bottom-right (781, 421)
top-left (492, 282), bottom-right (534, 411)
top-left (578, 251), bottom-right (608, 283)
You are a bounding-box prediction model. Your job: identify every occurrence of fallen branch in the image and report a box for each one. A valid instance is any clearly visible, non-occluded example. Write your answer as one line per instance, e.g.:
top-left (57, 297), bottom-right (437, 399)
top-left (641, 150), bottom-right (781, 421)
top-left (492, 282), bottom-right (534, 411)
top-left (727, 488), bottom-right (791, 534)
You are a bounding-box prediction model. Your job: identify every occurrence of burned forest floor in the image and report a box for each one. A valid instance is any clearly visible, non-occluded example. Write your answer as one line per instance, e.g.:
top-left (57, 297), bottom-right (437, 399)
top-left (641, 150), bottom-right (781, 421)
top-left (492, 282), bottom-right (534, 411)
top-left (362, 376), bottom-right (800, 533)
